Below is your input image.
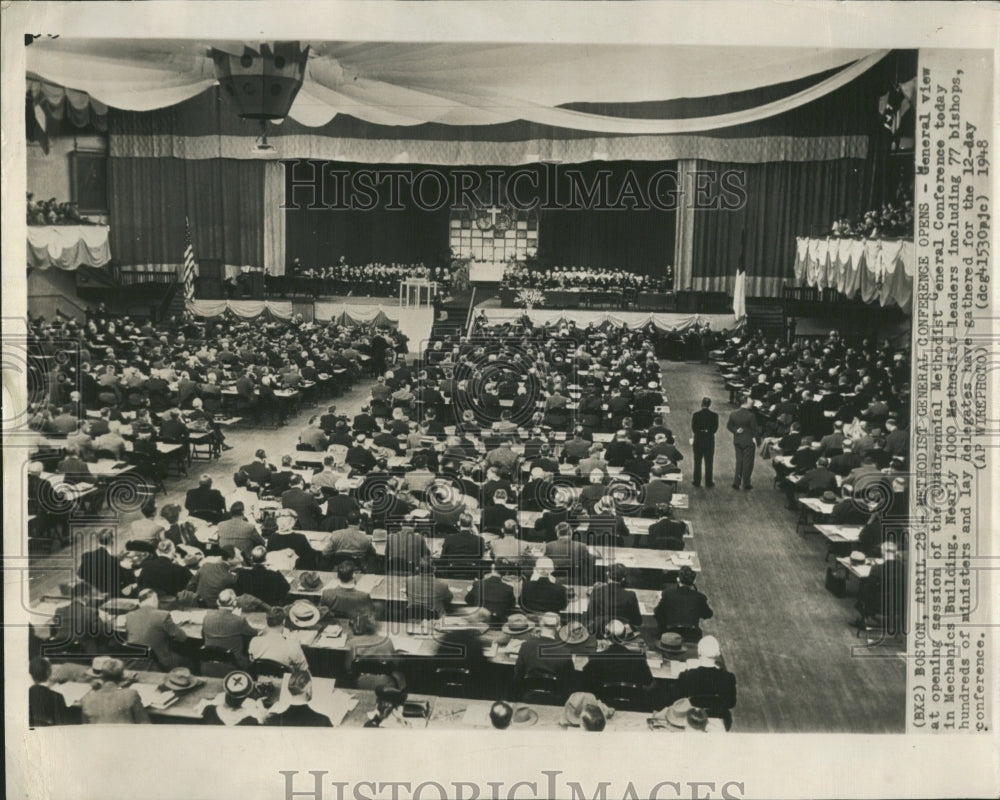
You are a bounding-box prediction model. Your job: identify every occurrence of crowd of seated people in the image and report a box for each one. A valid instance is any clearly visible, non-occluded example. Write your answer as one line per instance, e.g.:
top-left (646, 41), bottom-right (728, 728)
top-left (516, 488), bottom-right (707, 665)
top-left (29, 313), bottom-right (738, 728)
top-left (275, 258), bottom-right (446, 298)
top-left (501, 263), bottom-right (673, 293)
top-left (718, 328), bottom-right (911, 631)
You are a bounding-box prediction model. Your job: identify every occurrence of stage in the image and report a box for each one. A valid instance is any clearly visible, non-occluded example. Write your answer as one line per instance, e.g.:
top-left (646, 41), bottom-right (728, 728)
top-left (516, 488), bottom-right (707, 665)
top-left (473, 303), bottom-right (736, 332)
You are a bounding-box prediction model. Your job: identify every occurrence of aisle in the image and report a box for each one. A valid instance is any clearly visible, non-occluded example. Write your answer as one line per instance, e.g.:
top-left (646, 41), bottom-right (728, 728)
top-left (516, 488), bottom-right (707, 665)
top-left (663, 360), bottom-right (905, 732)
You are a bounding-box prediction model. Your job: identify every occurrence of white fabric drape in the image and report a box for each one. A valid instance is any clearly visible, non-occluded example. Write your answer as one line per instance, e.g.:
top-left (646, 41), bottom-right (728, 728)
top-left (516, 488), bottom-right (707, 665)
top-left (672, 159), bottom-right (696, 291)
top-left (27, 226), bottom-right (111, 269)
top-left (793, 236), bottom-right (913, 309)
top-left (27, 39), bottom-right (885, 135)
top-left (263, 161), bottom-right (286, 276)
top-left (187, 299), bottom-right (293, 319)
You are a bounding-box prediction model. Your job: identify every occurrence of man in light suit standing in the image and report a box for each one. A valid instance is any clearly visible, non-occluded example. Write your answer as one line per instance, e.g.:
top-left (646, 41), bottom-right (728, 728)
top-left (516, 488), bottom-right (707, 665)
top-left (727, 394), bottom-right (760, 490)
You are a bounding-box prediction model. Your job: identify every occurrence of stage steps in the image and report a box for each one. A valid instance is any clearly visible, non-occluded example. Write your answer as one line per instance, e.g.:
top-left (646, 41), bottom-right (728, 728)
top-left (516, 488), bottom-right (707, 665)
top-left (429, 287), bottom-right (476, 342)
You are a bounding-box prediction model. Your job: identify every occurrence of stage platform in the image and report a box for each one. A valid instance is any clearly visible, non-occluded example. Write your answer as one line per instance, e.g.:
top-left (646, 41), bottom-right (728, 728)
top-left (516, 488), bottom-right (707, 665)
top-left (473, 303), bottom-right (736, 331)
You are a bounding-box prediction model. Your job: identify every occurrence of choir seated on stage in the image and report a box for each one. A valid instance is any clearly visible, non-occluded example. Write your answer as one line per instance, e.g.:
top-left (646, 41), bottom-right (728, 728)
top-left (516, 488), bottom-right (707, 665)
top-left (271, 258), bottom-right (449, 298)
top-left (501, 263), bottom-right (674, 293)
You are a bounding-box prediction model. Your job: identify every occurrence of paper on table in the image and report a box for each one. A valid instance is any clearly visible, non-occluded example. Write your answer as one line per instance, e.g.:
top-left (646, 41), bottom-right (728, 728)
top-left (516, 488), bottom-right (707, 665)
top-left (503, 639), bottom-right (524, 655)
top-left (355, 574), bottom-right (383, 594)
top-left (295, 629), bottom-right (319, 647)
top-left (462, 703), bottom-right (493, 727)
top-left (313, 691), bottom-right (358, 727)
top-left (134, 683), bottom-right (177, 708)
top-left (52, 682), bottom-right (92, 706)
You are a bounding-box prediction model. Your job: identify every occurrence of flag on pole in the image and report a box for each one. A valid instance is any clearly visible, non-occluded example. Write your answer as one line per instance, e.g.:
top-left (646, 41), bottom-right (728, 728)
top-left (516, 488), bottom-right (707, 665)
top-left (733, 226), bottom-right (747, 322)
top-left (182, 217), bottom-right (198, 307)
top-left (733, 267), bottom-right (747, 322)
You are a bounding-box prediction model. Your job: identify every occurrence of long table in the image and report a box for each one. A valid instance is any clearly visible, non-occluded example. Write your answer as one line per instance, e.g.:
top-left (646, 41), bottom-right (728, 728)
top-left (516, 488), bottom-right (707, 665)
top-left (49, 668), bottom-right (700, 729)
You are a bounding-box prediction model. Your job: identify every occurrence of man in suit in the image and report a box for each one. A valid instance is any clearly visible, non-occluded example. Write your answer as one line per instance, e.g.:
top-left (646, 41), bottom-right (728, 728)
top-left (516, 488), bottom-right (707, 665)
top-left (202, 589), bottom-right (257, 668)
top-left (138, 540), bottom-right (193, 598)
top-left (641, 466), bottom-right (676, 510)
top-left (124, 588), bottom-right (190, 669)
top-left (187, 547), bottom-right (240, 607)
top-left (669, 635), bottom-right (736, 729)
top-left (588, 563), bottom-right (643, 631)
top-left (80, 658), bottom-right (150, 724)
top-left (248, 607), bottom-right (310, 672)
top-left (440, 513), bottom-right (485, 559)
top-left (264, 670), bottom-right (332, 726)
top-left (235, 546), bottom-right (291, 607)
top-left (465, 563), bottom-right (517, 623)
top-left (385, 526), bottom-right (430, 574)
top-left (509, 612), bottom-right (574, 702)
top-left (185, 474), bottom-right (227, 523)
top-left (581, 620), bottom-right (655, 698)
top-left (77, 528), bottom-right (121, 597)
top-left (654, 566), bottom-right (714, 639)
top-left (404, 558), bottom-right (453, 618)
top-left (216, 502), bottom-right (266, 558)
top-left (323, 512), bottom-right (376, 567)
top-left (282, 476), bottom-right (325, 531)
top-left (520, 557), bottom-right (568, 614)
top-left (29, 657), bottom-right (74, 727)
top-left (320, 561), bottom-right (376, 620)
top-left (240, 449), bottom-right (275, 489)
top-left (545, 521), bottom-right (597, 587)
top-left (690, 397), bottom-right (719, 488)
top-left (727, 395), bottom-right (760, 490)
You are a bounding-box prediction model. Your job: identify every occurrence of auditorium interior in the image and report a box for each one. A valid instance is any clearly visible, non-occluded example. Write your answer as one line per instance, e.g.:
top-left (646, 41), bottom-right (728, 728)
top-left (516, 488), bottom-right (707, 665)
top-left (20, 40), bottom-right (916, 732)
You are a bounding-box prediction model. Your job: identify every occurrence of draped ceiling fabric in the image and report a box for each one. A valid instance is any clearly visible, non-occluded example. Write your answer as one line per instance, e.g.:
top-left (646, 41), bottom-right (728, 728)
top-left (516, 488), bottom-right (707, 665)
top-left (794, 237), bottom-right (913, 311)
top-left (26, 40), bottom-right (903, 296)
top-left (27, 77), bottom-right (108, 131)
top-left (27, 225), bottom-right (111, 269)
top-left (27, 40), bottom-right (887, 165)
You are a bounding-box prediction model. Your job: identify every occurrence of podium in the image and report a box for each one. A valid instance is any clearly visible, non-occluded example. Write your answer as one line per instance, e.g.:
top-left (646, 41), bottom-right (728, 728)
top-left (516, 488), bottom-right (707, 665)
top-left (399, 278), bottom-right (437, 307)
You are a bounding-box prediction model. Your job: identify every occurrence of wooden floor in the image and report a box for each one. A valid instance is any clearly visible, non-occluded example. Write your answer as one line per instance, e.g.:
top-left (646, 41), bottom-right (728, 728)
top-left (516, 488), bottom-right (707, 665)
top-left (29, 360), bottom-right (906, 731)
top-left (664, 360), bottom-right (906, 732)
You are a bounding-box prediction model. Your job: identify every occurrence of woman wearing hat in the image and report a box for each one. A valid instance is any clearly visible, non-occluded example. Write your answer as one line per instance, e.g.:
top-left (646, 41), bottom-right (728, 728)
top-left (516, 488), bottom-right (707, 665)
top-left (201, 670), bottom-right (266, 726)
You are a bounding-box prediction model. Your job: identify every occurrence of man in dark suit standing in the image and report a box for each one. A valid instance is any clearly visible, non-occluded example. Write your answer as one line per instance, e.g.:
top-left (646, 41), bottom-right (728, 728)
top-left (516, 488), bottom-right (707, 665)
top-left (726, 395), bottom-right (760, 490)
top-left (77, 528), bottom-right (121, 596)
top-left (690, 397), bottom-right (719, 488)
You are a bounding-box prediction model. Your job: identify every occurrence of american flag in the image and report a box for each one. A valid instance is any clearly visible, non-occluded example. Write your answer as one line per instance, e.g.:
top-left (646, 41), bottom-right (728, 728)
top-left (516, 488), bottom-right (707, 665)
top-left (182, 216), bottom-right (198, 304)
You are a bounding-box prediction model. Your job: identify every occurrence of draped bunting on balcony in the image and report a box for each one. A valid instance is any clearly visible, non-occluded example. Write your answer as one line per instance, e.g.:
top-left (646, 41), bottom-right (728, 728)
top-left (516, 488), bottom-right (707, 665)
top-left (187, 299), bottom-right (293, 320)
top-left (793, 236), bottom-right (913, 310)
top-left (27, 225), bottom-right (111, 270)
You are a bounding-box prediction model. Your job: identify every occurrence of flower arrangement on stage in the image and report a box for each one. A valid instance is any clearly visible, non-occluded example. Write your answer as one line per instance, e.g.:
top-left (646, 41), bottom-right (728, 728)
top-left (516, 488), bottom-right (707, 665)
top-left (515, 287), bottom-right (545, 310)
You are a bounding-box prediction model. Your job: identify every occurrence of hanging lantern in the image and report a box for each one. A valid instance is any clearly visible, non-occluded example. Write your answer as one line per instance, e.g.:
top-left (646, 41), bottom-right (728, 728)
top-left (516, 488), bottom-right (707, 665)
top-left (212, 42), bottom-right (309, 122)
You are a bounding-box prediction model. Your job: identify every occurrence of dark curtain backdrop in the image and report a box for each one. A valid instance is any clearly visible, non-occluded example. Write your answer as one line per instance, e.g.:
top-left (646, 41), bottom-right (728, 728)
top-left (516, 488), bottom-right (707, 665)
top-left (539, 161), bottom-right (676, 274)
top-left (284, 161), bottom-right (450, 268)
top-left (285, 160), bottom-right (675, 273)
top-left (109, 158), bottom-right (265, 268)
top-left (690, 157), bottom-right (868, 296)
